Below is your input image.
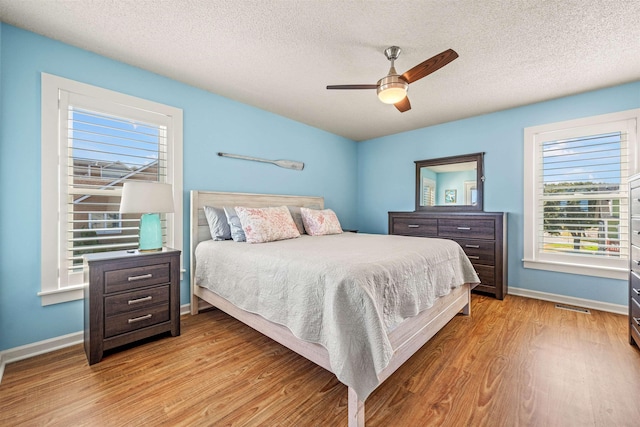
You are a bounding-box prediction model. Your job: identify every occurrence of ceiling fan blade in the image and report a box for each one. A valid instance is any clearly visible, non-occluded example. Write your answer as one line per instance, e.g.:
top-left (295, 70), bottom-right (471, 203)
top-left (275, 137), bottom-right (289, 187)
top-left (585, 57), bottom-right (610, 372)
top-left (401, 49), bottom-right (459, 84)
top-left (326, 84), bottom-right (378, 90)
top-left (394, 96), bottom-right (411, 113)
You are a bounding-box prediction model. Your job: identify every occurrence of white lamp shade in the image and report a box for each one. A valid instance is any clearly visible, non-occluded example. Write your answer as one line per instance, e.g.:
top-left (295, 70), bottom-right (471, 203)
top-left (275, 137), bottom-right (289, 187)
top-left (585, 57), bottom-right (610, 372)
top-left (120, 182), bottom-right (175, 214)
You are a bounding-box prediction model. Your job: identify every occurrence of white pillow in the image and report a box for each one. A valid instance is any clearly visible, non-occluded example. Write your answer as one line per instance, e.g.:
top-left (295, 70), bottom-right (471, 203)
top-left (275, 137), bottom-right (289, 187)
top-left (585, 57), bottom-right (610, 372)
top-left (235, 205), bottom-right (300, 243)
top-left (300, 207), bottom-right (343, 236)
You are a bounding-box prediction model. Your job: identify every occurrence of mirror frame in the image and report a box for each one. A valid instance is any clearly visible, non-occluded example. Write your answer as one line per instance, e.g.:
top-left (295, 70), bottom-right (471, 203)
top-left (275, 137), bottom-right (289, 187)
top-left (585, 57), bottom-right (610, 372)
top-left (415, 152), bottom-right (485, 212)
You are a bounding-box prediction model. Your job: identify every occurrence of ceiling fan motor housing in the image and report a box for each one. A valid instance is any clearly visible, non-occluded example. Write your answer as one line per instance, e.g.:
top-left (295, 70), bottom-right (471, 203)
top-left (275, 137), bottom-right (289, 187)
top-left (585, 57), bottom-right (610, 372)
top-left (377, 74), bottom-right (408, 104)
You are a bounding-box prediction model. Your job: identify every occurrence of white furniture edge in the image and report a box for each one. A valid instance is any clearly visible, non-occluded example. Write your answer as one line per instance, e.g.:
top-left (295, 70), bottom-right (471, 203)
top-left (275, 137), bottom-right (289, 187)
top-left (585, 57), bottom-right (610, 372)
top-left (189, 190), bottom-right (472, 427)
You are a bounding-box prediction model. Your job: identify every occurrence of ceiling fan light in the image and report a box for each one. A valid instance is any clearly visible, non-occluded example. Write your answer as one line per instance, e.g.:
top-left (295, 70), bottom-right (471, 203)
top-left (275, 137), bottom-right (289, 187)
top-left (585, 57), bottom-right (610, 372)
top-left (377, 75), bottom-right (408, 104)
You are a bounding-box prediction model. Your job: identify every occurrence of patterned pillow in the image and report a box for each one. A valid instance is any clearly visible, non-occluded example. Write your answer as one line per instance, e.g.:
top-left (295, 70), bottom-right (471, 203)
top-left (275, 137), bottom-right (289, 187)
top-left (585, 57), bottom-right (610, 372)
top-left (300, 207), bottom-right (343, 236)
top-left (235, 205), bottom-right (301, 243)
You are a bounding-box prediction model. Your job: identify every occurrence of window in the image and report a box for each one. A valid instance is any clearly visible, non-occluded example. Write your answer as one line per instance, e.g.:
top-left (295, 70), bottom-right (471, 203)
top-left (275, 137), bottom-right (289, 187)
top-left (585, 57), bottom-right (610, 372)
top-left (41, 73), bottom-right (183, 305)
top-left (524, 109), bottom-right (639, 279)
top-left (422, 178), bottom-right (436, 206)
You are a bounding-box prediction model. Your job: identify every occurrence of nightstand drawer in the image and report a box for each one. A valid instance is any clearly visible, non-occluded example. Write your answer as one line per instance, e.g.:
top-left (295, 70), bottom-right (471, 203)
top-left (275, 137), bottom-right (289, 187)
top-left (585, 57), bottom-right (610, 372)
top-left (391, 217), bottom-right (437, 237)
top-left (104, 305), bottom-right (170, 338)
top-left (104, 263), bottom-right (170, 293)
top-left (438, 219), bottom-right (495, 240)
top-left (105, 285), bottom-right (170, 317)
top-left (631, 185), bottom-right (640, 214)
top-left (453, 238), bottom-right (495, 265)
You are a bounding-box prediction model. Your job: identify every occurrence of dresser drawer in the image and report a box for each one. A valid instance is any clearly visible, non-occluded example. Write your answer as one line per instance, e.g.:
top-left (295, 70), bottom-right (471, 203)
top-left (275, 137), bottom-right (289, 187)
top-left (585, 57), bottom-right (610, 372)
top-left (632, 272), bottom-right (640, 305)
top-left (438, 219), bottom-right (495, 240)
top-left (631, 185), bottom-right (640, 214)
top-left (473, 264), bottom-right (495, 286)
top-left (104, 305), bottom-right (170, 338)
top-left (632, 246), bottom-right (640, 277)
top-left (391, 217), bottom-right (437, 237)
top-left (105, 285), bottom-right (170, 317)
top-left (453, 238), bottom-right (495, 265)
top-left (104, 263), bottom-right (170, 294)
top-left (631, 219), bottom-right (640, 247)
top-left (631, 297), bottom-right (640, 335)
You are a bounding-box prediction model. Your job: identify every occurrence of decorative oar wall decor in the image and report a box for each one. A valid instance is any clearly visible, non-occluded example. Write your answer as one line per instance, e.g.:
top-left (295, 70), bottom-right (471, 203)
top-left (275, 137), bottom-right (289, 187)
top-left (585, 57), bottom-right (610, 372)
top-left (217, 152), bottom-right (304, 171)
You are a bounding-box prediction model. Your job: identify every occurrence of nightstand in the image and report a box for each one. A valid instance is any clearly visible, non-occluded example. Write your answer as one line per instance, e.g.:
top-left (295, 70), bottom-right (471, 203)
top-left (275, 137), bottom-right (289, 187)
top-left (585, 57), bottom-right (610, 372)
top-left (83, 248), bottom-right (181, 365)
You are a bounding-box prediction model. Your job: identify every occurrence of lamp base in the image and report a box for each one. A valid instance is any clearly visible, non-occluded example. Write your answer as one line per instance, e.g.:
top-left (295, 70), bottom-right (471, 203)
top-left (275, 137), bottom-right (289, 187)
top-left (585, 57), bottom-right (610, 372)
top-left (139, 213), bottom-right (163, 252)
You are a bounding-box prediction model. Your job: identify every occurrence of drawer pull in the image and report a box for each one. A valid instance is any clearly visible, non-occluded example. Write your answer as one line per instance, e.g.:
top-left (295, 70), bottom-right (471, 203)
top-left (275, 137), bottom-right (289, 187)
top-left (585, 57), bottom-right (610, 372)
top-left (457, 227), bottom-right (471, 230)
top-left (407, 224), bottom-right (420, 228)
top-left (635, 260), bottom-right (640, 266)
top-left (128, 314), bottom-right (152, 324)
top-left (128, 296), bottom-right (153, 305)
top-left (465, 244), bottom-right (480, 248)
top-left (128, 273), bottom-right (153, 282)
top-left (634, 317), bottom-right (640, 327)
top-left (633, 288), bottom-right (640, 296)
top-left (467, 255), bottom-right (480, 260)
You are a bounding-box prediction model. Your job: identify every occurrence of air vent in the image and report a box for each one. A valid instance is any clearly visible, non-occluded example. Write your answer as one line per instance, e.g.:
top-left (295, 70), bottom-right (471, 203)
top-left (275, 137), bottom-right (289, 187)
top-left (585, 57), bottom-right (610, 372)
top-left (555, 303), bottom-right (590, 314)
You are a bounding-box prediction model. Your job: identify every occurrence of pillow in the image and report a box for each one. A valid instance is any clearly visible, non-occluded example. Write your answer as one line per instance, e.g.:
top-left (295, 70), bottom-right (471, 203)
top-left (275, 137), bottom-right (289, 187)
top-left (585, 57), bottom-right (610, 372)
top-left (300, 207), bottom-right (343, 236)
top-left (287, 205), bottom-right (322, 234)
top-left (235, 205), bottom-right (300, 243)
top-left (286, 206), bottom-right (306, 234)
top-left (223, 206), bottom-right (246, 242)
top-left (203, 206), bottom-right (231, 241)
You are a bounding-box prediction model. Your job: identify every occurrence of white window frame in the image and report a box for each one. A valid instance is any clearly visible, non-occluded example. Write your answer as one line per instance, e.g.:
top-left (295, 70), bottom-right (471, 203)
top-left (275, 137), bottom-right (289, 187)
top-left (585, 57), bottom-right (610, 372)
top-left (40, 73), bottom-right (183, 305)
top-left (523, 109), bottom-right (639, 280)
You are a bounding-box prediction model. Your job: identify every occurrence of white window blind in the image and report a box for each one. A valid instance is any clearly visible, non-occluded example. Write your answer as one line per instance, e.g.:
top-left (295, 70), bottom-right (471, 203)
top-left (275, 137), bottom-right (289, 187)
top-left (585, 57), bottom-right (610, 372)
top-left (422, 178), bottom-right (436, 206)
top-left (523, 109), bottom-right (639, 280)
top-left (64, 105), bottom-right (168, 280)
top-left (41, 73), bottom-right (183, 305)
top-left (538, 132), bottom-right (628, 258)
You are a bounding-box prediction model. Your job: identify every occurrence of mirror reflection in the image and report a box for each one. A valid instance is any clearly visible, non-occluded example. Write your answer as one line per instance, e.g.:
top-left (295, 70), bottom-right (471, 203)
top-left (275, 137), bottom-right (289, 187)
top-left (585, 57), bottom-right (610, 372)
top-left (415, 153), bottom-right (484, 211)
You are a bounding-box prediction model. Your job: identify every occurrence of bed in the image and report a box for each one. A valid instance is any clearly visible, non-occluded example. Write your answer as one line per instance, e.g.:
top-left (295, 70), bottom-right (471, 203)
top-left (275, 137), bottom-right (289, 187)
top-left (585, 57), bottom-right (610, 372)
top-left (189, 190), bottom-right (479, 426)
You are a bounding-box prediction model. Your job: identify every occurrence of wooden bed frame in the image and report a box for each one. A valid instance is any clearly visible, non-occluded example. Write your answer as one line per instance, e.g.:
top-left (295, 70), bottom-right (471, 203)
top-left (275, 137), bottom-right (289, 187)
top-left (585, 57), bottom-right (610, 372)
top-left (189, 190), bottom-right (471, 427)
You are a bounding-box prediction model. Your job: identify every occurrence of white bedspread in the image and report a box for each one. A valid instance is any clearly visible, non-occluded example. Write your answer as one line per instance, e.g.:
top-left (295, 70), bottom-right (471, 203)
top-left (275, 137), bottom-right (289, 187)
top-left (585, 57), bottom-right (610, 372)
top-left (195, 232), bottom-right (479, 400)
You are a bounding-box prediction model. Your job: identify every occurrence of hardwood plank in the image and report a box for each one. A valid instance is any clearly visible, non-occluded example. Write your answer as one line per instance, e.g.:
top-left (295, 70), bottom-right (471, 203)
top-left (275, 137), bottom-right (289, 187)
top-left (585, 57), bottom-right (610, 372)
top-left (2, 294), bottom-right (640, 426)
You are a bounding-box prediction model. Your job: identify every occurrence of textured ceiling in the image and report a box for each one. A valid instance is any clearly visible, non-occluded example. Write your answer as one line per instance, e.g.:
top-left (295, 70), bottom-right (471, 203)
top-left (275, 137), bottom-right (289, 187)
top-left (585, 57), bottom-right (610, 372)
top-left (1, 0), bottom-right (639, 141)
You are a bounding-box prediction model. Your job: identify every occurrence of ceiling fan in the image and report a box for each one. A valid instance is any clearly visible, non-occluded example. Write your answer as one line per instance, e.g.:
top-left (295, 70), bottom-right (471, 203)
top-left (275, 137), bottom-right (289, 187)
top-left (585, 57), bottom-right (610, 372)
top-left (326, 46), bottom-right (458, 112)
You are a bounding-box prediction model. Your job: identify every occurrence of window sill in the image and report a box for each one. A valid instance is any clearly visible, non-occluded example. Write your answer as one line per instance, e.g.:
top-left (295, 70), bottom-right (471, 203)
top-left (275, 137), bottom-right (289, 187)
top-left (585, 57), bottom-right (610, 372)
top-left (523, 259), bottom-right (627, 280)
top-left (38, 285), bottom-right (84, 306)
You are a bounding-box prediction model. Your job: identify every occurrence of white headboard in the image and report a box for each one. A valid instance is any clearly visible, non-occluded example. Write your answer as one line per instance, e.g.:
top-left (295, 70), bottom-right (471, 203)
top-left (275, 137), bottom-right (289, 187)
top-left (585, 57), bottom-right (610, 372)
top-left (189, 190), bottom-right (324, 308)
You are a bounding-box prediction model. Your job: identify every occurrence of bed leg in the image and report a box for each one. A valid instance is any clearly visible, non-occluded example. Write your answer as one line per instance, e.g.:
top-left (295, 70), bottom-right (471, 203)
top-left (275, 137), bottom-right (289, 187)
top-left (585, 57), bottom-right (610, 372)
top-left (461, 286), bottom-right (471, 316)
top-left (348, 387), bottom-right (365, 427)
top-left (190, 296), bottom-right (200, 315)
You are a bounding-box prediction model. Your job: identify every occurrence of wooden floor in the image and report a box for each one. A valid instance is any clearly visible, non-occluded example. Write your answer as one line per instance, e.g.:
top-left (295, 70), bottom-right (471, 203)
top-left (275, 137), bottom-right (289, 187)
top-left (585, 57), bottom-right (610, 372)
top-left (2, 294), bottom-right (640, 426)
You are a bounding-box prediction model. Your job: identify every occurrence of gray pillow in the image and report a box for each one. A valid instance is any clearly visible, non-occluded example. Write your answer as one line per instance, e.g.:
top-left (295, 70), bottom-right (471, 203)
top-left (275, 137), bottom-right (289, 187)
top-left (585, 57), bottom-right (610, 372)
top-left (287, 206), bottom-right (306, 235)
top-left (203, 206), bottom-right (231, 241)
top-left (223, 206), bottom-right (246, 242)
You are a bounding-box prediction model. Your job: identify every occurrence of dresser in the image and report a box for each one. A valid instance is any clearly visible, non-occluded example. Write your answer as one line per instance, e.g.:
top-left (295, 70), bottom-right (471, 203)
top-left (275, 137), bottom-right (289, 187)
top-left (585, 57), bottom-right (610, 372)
top-left (83, 248), bottom-right (181, 365)
top-left (629, 175), bottom-right (640, 349)
top-left (389, 211), bottom-right (507, 299)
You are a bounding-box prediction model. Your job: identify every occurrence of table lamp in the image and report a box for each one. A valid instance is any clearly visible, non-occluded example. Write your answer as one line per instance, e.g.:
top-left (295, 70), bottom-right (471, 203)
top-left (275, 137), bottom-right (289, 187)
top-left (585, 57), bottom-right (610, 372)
top-left (120, 182), bottom-right (175, 252)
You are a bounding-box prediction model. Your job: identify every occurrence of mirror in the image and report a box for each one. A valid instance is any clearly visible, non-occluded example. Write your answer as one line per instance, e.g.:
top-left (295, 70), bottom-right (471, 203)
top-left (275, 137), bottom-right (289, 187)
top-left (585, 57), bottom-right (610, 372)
top-left (415, 152), bottom-right (484, 211)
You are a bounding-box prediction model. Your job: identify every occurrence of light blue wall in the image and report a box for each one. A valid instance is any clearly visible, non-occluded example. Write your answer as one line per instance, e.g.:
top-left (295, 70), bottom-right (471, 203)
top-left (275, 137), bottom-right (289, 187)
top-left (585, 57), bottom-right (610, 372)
top-left (0, 25), bottom-right (357, 351)
top-left (357, 81), bottom-right (640, 306)
top-left (2, 22), bottom-right (639, 353)
top-left (436, 170), bottom-right (475, 205)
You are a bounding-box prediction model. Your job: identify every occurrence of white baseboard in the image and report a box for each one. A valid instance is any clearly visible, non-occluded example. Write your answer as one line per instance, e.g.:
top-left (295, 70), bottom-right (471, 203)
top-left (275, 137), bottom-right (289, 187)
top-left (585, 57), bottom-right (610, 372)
top-left (508, 287), bottom-right (627, 315)
top-left (0, 303), bottom-right (194, 384)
